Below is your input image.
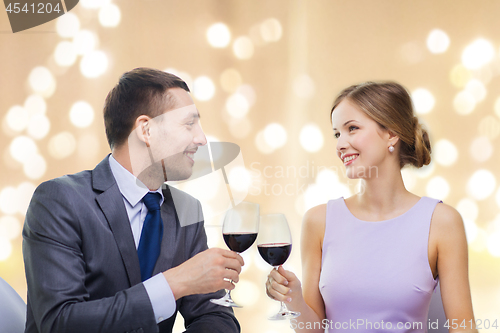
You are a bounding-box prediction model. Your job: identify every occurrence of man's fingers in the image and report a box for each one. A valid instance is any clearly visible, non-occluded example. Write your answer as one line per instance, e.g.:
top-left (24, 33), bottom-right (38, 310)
top-left (223, 257), bottom-right (243, 274)
top-left (219, 249), bottom-right (245, 266)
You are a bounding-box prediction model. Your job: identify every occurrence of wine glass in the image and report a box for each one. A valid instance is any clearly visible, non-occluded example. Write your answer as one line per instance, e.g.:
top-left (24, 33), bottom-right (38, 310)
top-left (258, 213), bottom-right (300, 320)
top-left (210, 201), bottom-right (259, 307)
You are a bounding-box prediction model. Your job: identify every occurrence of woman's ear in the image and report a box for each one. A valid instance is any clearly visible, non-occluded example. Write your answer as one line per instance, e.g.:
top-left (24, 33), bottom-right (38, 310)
top-left (134, 115), bottom-right (152, 147)
top-left (388, 130), bottom-right (400, 147)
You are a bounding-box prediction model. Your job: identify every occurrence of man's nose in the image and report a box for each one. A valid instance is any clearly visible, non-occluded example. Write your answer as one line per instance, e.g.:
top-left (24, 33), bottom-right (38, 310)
top-left (194, 124), bottom-right (207, 146)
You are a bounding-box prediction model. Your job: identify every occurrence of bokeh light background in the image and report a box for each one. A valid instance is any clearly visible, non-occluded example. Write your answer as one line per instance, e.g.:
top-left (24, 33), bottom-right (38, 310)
top-left (1, 0), bottom-right (500, 332)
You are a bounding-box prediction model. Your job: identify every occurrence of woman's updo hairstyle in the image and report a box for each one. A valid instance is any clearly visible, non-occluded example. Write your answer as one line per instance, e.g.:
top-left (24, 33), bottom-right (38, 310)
top-left (330, 81), bottom-right (431, 169)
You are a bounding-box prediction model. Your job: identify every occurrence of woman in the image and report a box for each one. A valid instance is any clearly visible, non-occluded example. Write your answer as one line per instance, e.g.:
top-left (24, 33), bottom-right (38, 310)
top-left (266, 82), bottom-right (477, 332)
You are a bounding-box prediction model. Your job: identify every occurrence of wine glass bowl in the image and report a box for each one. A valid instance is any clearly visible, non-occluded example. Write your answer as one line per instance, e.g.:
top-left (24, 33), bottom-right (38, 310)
top-left (210, 201), bottom-right (259, 308)
top-left (258, 214), bottom-right (300, 320)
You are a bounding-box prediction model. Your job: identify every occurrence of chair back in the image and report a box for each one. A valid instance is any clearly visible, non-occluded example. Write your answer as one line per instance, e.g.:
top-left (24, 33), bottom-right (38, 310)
top-left (0, 277), bottom-right (26, 333)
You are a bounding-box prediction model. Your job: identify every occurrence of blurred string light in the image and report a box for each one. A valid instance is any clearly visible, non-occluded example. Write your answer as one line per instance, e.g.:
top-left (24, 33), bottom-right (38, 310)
top-left (206, 23), bottom-right (231, 48)
top-left (456, 198), bottom-right (479, 221)
top-left (470, 136), bottom-right (493, 163)
top-left (413, 161), bottom-right (435, 178)
top-left (0, 236), bottom-right (12, 261)
top-left (23, 154), bottom-right (47, 179)
top-left (450, 64), bottom-right (471, 88)
top-left (231, 279), bottom-right (260, 307)
top-left (48, 132), bottom-right (76, 159)
top-left (227, 118), bottom-right (252, 139)
top-left (5, 106), bottom-right (29, 132)
top-left (302, 169), bottom-right (351, 213)
top-left (220, 68), bottom-right (242, 93)
top-left (496, 187), bottom-right (500, 208)
top-left (433, 139), bottom-right (458, 166)
top-left (401, 168), bottom-right (417, 191)
top-left (227, 167), bottom-right (252, 192)
top-left (233, 36), bottom-right (254, 60)
top-left (470, 229), bottom-right (488, 252)
top-left (487, 230), bottom-right (500, 257)
top-left (27, 114), bottom-right (51, 140)
top-left (73, 30), bottom-right (98, 55)
top-left (28, 66), bottom-right (56, 96)
top-left (453, 90), bottom-right (476, 115)
top-left (9, 136), bottom-right (37, 164)
top-left (426, 29), bottom-right (450, 54)
top-left (293, 74), bottom-right (316, 99)
top-left (299, 124), bottom-right (324, 153)
top-left (467, 169), bottom-right (496, 200)
top-left (70, 101), bottom-right (95, 128)
top-left (24, 94), bottom-right (46, 117)
top-left (255, 130), bottom-right (274, 154)
top-left (260, 18), bottom-right (282, 42)
top-left (226, 93), bottom-right (250, 118)
top-left (263, 123), bottom-right (287, 149)
top-left (192, 76), bottom-right (215, 101)
top-left (412, 88), bottom-right (435, 114)
top-left (237, 85), bottom-right (256, 106)
top-left (399, 41), bottom-right (425, 64)
top-left (464, 79), bottom-right (487, 102)
top-left (461, 38), bottom-right (495, 70)
top-left (426, 176), bottom-right (450, 200)
top-left (494, 96), bottom-right (500, 119)
top-left (56, 12), bottom-right (80, 38)
top-left (99, 3), bottom-right (121, 28)
top-left (0, 216), bottom-right (21, 240)
top-left (0, 187), bottom-right (18, 215)
top-left (54, 41), bottom-right (77, 67)
top-left (479, 115), bottom-right (500, 140)
top-left (463, 218), bottom-right (479, 244)
top-left (164, 68), bottom-right (193, 90)
top-left (80, 50), bottom-right (108, 78)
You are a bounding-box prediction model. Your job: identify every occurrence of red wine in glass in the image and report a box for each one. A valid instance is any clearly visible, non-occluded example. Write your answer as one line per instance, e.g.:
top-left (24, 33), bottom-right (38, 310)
top-left (257, 243), bottom-right (291, 266)
top-left (223, 233), bottom-right (258, 253)
top-left (258, 214), bottom-right (300, 320)
top-left (210, 202), bottom-right (259, 308)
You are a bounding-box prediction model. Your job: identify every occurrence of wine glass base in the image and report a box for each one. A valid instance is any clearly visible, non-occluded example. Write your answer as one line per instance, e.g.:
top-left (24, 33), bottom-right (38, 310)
top-left (268, 310), bottom-right (301, 320)
top-left (210, 297), bottom-right (243, 308)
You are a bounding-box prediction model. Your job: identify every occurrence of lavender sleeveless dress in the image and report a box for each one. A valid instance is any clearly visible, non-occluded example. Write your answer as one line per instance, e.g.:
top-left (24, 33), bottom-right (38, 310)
top-left (319, 196), bottom-right (441, 332)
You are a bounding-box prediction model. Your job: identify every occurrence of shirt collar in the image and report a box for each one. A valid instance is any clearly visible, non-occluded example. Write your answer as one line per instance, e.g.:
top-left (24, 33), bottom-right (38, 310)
top-left (108, 155), bottom-right (164, 207)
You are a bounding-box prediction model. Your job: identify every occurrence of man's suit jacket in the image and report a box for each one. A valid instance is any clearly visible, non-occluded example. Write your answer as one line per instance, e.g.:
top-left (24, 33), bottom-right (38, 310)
top-left (23, 156), bottom-right (239, 333)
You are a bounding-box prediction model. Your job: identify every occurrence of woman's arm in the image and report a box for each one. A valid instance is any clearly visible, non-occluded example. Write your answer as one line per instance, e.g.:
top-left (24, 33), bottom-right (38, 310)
top-left (266, 204), bottom-right (327, 332)
top-left (432, 203), bottom-right (478, 333)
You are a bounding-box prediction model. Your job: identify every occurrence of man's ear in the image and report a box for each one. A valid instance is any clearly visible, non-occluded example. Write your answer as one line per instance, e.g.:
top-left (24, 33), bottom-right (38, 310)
top-left (134, 115), bottom-right (152, 147)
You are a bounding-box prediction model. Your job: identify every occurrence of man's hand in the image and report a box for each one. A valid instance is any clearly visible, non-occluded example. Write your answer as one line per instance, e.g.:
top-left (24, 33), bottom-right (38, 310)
top-left (163, 248), bottom-right (244, 300)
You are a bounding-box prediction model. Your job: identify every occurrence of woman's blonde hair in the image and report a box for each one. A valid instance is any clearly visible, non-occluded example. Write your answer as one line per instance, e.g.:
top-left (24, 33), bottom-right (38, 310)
top-left (331, 81), bottom-right (431, 169)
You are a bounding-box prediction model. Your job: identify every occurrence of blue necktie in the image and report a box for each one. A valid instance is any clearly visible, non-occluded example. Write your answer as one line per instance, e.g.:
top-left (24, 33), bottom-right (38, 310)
top-left (137, 192), bottom-right (164, 282)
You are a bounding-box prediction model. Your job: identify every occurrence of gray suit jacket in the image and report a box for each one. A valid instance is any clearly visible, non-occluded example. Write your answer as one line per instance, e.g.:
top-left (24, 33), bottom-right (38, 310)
top-left (23, 156), bottom-right (239, 333)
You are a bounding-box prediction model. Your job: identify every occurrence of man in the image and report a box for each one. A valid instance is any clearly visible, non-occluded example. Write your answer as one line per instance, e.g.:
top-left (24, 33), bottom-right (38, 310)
top-left (23, 68), bottom-right (242, 333)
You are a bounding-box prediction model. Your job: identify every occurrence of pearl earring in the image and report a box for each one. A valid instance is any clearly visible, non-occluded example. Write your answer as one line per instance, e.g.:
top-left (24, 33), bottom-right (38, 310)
top-left (389, 145), bottom-right (394, 153)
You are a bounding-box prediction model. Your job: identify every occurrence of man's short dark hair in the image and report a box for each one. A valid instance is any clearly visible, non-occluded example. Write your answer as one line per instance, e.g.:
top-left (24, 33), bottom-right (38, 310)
top-left (103, 67), bottom-right (190, 149)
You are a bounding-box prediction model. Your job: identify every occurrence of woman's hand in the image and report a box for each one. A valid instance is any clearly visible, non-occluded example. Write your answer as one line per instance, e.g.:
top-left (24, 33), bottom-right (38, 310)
top-left (265, 266), bottom-right (304, 308)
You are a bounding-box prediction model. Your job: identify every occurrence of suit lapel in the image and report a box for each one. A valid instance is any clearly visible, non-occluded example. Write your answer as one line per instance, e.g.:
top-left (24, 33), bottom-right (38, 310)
top-left (93, 155), bottom-right (142, 286)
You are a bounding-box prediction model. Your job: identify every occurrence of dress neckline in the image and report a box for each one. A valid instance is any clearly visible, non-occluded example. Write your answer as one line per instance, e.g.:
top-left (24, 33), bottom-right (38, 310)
top-left (340, 196), bottom-right (425, 223)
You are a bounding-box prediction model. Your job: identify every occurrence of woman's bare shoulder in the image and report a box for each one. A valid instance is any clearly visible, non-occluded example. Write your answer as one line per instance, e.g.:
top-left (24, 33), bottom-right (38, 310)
top-left (302, 204), bottom-right (327, 243)
top-left (431, 202), bottom-right (466, 241)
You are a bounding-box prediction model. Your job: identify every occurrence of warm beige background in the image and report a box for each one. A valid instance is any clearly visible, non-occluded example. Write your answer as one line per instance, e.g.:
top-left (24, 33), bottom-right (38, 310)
top-left (1, 1), bottom-right (500, 332)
